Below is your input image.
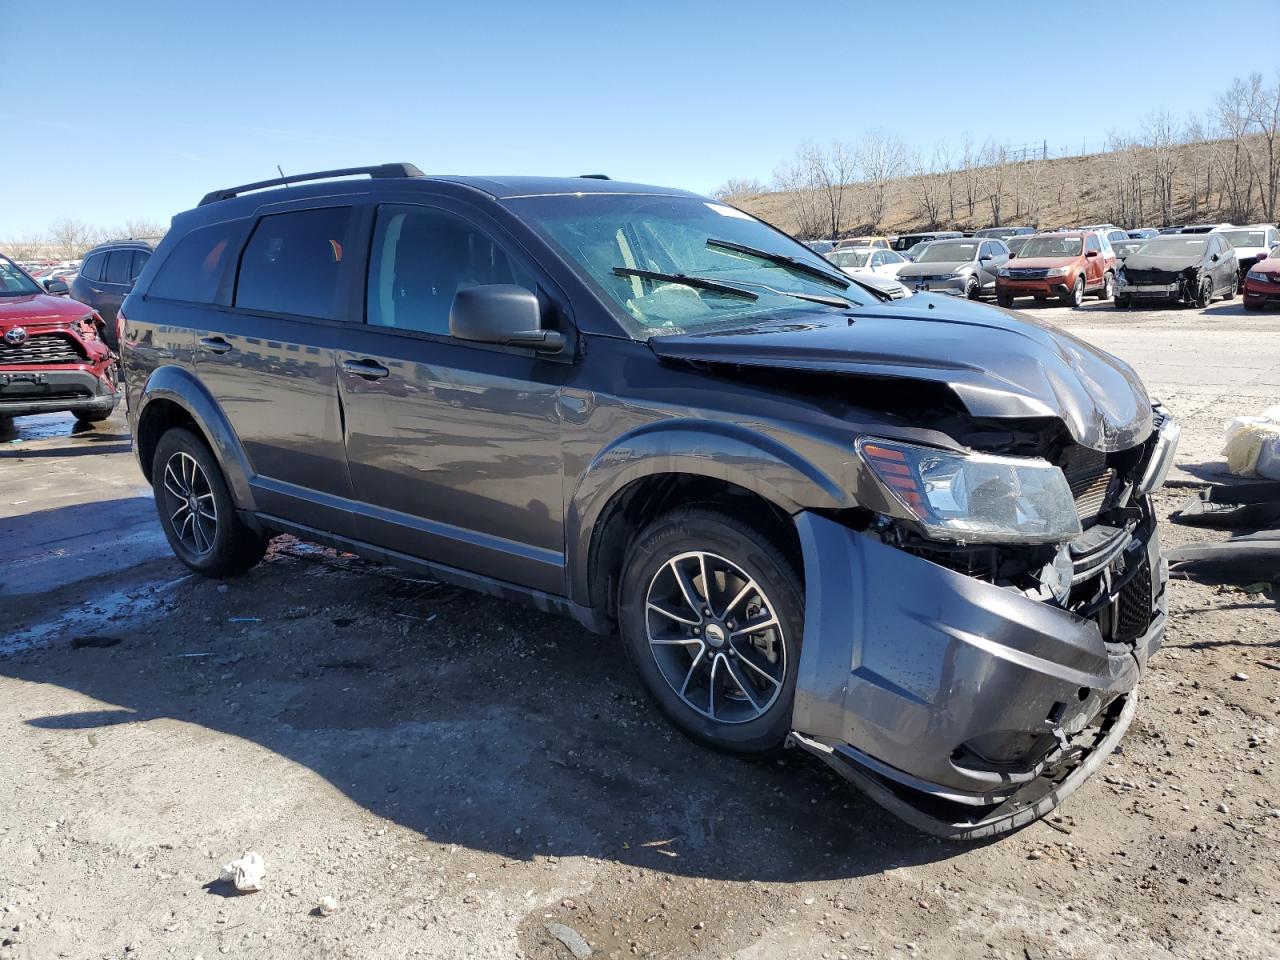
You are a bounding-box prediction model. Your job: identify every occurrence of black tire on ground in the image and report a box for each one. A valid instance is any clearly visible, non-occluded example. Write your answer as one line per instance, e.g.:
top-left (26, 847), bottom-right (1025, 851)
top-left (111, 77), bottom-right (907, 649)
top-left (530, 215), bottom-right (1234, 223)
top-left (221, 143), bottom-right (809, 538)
top-left (1244, 300), bottom-right (1263, 311)
top-left (1224, 277), bottom-right (1237, 300)
top-left (965, 276), bottom-right (980, 300)
top-left (1113, 295), bottom-right (1131, 309)
top-left (73, 407), bottom-right (114, 424)
top-left (151, 426), bottom-right (268, 577)
top-left (996, 290), bottom-right (1014, 308)
top-left (1095, 271), bottom-right (1115, 300)
top-left (1061, 275), bottom-right (1084, 307)
top-left (617, 507), bottom-right (804, 758)
top-left (0, 416), bottom-right (13, 435)
top-left (1033, 294), bottom-right (1047, 300)
top-left (1195, 280), bottom-right (1212, 308)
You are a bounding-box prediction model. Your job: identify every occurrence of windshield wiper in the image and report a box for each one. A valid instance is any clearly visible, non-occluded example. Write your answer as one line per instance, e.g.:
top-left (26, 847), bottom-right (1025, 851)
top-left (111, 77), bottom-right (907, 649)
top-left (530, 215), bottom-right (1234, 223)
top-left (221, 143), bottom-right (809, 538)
top-left (705, 238), bottom-right (852, 290)
top-left (612, 267), bottom-right (758, 301)
top-left (717, 278), bottom-right (854, 308)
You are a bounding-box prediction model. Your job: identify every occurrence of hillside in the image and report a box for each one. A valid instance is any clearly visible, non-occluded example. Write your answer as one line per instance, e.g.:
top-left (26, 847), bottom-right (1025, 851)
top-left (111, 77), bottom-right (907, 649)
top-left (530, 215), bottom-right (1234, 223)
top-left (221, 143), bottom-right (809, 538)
top-left (731, 137), bottom-right (1274, 238)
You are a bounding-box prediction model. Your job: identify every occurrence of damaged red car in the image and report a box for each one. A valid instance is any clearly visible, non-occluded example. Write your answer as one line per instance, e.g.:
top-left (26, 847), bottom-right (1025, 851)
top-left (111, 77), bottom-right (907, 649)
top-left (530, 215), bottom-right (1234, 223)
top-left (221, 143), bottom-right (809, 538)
top-left (0, 254), bottom-right (118, 428)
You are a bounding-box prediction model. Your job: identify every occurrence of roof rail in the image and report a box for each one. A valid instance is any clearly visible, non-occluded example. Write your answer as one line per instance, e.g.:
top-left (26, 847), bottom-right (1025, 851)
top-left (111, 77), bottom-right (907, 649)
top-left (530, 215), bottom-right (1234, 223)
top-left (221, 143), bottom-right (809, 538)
top-left (198, 162), bottom-right (425, 206)
top-left (579, 173), bottom-right (610, 180)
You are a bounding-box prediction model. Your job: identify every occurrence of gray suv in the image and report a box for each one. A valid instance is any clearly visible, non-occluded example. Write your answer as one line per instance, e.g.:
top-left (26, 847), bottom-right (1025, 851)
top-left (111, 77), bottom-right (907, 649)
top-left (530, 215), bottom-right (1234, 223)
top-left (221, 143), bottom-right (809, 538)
top-left (895, 237), bottom-right (1009, 299)
top-left (121, 164), bottom-right (1178, 839)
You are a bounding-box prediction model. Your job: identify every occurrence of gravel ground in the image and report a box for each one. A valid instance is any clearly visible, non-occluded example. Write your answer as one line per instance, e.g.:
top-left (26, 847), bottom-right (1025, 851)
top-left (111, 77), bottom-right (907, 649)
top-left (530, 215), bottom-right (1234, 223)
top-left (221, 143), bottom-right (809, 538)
top-left (1, 300), bottom-right (1277, 960)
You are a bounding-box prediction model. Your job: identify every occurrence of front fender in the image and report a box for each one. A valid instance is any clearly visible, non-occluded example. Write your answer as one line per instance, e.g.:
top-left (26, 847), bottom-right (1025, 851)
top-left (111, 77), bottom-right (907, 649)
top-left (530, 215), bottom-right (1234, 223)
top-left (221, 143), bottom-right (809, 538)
top-left (137, 365), bottom-right (257, 511)
top-left (565, 418), bottom-right (850, 605)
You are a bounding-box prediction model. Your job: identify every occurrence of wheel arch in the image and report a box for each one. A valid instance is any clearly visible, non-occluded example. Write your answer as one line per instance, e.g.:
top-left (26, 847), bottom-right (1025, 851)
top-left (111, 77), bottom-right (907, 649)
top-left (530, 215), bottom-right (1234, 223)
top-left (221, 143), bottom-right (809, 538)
top-left (134, 366), bottom-right (257, 511)
top-left (567, 420), bottom-right (848, 619)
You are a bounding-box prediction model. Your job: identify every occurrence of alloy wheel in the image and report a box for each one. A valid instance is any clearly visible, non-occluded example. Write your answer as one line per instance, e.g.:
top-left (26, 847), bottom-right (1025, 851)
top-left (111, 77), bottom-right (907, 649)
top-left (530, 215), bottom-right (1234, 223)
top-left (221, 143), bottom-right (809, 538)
top-left (644, 551), bottom-right (787, 724)
top-left (161, 451), bottom-right (218, 556)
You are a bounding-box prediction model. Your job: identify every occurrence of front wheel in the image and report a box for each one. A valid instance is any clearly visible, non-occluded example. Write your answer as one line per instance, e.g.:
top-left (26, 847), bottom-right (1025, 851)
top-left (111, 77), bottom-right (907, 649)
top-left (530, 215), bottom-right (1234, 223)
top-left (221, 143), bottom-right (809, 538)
top-left (1095, 272), bottom-right (1115, 301)
top-left (965, 277), bottom-right (980, 300)
top-left (152, 427), bottom-right (269, 577)
top-left (1195, 280), bottom-right (1212, 308)
top-left (1061, 275), bottom-right (1085, 307)
top-left (618, 508), bottom-right (804, 757)
top-left (1113, 295), bottom-right (1131, 309)
top-left (996, 290), bottom-right (1014, 308)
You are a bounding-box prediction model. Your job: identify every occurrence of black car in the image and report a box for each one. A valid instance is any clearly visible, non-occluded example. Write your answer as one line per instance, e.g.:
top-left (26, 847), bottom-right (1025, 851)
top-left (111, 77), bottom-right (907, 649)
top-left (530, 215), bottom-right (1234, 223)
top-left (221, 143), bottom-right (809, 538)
top-left (71, 240), bottom-right (153, 350)
top-left (889, 230), bottom-right (963, 252)
top-left (1115, 233), bottom-right (1239, 308)
top-left (1112, 239), bottom-right (1147, 261)
top-left (120, 163), bottom-right (1178, 839)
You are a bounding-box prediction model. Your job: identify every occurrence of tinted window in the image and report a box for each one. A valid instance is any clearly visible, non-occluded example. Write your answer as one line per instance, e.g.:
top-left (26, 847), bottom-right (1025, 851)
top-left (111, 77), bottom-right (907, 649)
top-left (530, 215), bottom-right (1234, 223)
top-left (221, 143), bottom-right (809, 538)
top-left (80, 252), bottom-right (106, 282)
top-left (367, 206), bottom-right (538, 336)
top-left (1085, 234), bottom-right (1101, 253)
top-left (104, 250), bottom-right (131, 284)
top-left (129, 250), bottom-right (150, 281)
top-left (149, 221), bottom-right (245, 304)
top-left (236, 207), bottom-right (351, 319)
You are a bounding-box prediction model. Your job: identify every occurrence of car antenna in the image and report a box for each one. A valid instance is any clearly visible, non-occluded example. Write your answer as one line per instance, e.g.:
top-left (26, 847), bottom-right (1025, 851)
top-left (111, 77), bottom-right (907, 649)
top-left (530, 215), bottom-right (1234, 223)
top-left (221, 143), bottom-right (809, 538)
top-left (276, 164), bottom-right (290, 187)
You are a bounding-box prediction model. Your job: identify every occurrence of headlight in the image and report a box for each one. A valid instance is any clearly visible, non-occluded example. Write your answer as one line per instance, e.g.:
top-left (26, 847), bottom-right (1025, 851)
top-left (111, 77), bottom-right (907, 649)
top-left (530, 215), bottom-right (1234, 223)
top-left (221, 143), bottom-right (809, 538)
top-left (997, 266), bottom-right (1011, 277)
top-left (1247, 269), bottom-right (1265, 281)
top-left (1045, 266), bottom-right (1071, 277)
top-left (859, 438), bottom-right (1082, 544)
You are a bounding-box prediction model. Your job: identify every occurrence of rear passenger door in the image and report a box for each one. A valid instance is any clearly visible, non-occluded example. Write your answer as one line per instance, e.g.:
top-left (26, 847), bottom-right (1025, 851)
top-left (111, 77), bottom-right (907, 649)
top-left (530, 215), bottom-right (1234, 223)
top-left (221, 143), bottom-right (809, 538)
top-left (94, 249), bottom-right (133, 325)
top-left (193, 204), bottom-right (360, 537)
top-left (336, 201), bottom-right (569, 594)
top-left (1083, 233), bottom-right (1104, 289)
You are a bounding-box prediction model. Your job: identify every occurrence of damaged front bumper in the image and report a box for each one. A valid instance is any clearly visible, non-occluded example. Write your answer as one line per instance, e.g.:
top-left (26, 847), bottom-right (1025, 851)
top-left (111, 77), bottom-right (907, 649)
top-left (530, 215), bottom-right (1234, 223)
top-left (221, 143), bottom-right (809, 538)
top-left (789, 509), bottom-right (1167, 839)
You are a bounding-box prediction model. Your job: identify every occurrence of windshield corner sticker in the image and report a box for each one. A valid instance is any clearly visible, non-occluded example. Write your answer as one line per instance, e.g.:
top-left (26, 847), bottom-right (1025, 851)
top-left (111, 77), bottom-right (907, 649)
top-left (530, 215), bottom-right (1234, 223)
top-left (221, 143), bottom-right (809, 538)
top-left (704, 202), bottom-right (754, 220)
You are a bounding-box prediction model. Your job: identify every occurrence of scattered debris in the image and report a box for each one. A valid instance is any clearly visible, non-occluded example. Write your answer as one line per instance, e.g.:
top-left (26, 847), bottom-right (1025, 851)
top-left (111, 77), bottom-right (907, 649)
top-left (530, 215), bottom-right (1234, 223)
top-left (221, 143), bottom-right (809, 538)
top-left (70, 635), bottom-right (122, 649)
top-left (546, 921), bottom-right (592, 958)
top-left (219, 851), bottom-right (266, 893)
top-left (1233, 672), bottom-right (1250, 682)
top-left (316, 896), bottom-right (338, 917)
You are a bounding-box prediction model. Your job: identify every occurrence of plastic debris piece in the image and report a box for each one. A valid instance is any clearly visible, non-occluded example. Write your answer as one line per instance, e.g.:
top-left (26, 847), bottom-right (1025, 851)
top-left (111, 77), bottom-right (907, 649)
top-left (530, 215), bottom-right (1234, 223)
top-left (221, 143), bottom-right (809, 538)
top-left (219, 851), bottom-right (266, 893)
top-left (317, 895), bottom-right (338, 917)
top-left (546, 922), bottom-right (592, 958)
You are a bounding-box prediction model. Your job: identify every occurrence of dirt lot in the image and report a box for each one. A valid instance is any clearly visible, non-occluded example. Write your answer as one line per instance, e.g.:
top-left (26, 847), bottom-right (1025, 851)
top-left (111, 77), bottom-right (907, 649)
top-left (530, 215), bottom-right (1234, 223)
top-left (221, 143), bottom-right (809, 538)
top-left (1, 300), bottom-right (1278, 960)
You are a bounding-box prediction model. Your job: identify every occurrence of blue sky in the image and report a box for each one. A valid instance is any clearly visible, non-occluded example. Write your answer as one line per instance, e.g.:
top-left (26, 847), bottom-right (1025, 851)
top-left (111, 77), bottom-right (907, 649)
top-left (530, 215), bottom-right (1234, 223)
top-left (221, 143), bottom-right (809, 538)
top-left (2, 0), bottom-right (1273, 236)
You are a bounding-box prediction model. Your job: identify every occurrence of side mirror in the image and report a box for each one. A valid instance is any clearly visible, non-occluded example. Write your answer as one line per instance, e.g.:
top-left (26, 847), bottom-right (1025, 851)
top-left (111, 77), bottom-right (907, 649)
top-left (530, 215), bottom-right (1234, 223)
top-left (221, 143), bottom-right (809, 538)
top-left (43, 278), bottom-right (69, 295)
top-left (450, 284), bottom-right (565, 353)
top-left (1210, 253), bottom-right (1220, 262)
top-left (979, 253), bottom-right (992, 262)
top-left (1085, 250), bottom-right (1098, 258)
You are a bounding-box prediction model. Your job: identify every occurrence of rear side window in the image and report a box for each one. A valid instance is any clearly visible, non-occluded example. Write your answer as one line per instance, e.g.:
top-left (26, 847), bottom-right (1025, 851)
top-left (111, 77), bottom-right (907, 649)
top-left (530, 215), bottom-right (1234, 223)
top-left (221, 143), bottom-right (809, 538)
top-left (148, 221), bottom-right (244, 304)
top-left (129, 250), bottom-right (150, 281)
top-left (104, 250), bottom-right (131, 284)
top-left (235, 208), bottom-right (351, 320)
top-left (80, 252), bottom-right (106, 282)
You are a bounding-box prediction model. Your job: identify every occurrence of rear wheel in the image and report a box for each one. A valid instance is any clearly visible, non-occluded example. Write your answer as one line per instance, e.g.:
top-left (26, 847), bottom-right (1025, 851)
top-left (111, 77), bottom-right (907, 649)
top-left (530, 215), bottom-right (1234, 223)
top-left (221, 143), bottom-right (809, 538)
top-left (1061, 275), bottom-right (1085, 307)
top-left (152, 427), bottom-right (268, 577)
top-left (1224, 276), bottom-right (1237, 300)
top-left (618, 508), bottom-right (803, 757)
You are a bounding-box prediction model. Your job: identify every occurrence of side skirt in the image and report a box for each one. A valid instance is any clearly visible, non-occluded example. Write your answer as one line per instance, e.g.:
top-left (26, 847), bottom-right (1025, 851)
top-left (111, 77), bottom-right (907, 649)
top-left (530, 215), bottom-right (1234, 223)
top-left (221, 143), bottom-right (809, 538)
top-left (254, 513), bottom-right (610, 635)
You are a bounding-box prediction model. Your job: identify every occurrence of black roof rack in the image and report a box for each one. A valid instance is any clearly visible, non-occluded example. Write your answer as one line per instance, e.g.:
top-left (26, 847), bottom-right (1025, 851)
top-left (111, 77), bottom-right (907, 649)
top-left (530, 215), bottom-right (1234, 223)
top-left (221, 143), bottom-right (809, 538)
top-left (579, 173), bottom-right (610, 180)
top-left (198, 162), bottom-right (425, 206)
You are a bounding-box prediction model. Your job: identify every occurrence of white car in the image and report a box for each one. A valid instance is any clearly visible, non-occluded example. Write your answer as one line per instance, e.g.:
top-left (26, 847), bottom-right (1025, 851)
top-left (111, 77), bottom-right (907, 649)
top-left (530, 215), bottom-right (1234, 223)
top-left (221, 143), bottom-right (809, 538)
top-left (826, 246), bottom-right (909, 281)
top-left (1211, 224), bottom-right (1280, 279)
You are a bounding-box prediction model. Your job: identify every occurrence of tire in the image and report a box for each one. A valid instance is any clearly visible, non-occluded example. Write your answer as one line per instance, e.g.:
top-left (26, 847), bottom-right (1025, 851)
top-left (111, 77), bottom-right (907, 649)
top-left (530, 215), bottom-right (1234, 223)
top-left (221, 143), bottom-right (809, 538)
top-left (996, 290), bottom-right (1014, 308)
top-left (74, 407), bottom-right (114, 424)
top-left (152, 427), bottom-right (268, 577)
top-left (618, 507), bottom-right (804, 758)
top-left (1061, 275), bottom-right (1084, 307)
top-left (1244, 299), bottom-right (1263, 311)
top-left (1195, 280), bottom-right (1212, 309)
top-left (0, 416), bottom-right (13, 436)
top-left (965, 277), bottom-right (980, 300)
top-left (1113, 295), bottom-right (1131, 309)
top-left (1095, 271), bottom-right (1115, 301)
top-left (1224, 276), bottom-right (1237, 301)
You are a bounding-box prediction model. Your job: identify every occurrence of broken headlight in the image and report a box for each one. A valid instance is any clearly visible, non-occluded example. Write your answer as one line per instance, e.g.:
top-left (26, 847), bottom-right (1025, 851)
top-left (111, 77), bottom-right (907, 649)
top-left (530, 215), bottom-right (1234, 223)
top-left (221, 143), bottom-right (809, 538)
top-left (859, 439), bottom-right (1083, 544)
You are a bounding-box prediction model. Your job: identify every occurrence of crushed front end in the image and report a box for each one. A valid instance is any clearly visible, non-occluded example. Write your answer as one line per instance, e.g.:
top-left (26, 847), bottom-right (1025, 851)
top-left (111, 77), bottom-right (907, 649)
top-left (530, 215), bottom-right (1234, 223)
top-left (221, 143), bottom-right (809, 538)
top-left (790, 408), bottom-right (1179, 838)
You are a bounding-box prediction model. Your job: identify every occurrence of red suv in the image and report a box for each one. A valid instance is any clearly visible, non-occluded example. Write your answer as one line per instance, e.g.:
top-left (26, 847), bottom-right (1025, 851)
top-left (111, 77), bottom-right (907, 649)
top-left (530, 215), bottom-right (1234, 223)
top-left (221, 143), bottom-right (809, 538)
top-left (995, 232), bottom-right (1116, 307)
top-left (0, 254), bottom-right (118, 428)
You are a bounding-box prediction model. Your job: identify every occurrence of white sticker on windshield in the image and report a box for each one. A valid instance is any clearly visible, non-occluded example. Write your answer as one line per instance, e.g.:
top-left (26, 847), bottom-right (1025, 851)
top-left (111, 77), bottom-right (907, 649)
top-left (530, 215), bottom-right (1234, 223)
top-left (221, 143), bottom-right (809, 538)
top-left (704, 202), bottom-right (754, 220)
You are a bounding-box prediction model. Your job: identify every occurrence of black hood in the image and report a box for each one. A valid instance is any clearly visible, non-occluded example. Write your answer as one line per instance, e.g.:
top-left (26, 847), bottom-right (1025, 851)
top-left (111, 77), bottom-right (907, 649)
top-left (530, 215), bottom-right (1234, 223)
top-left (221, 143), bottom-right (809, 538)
top-left (649, 295), bottom-right (1153, 452)
top-left (1121, 252), bottom-right (1203, 273)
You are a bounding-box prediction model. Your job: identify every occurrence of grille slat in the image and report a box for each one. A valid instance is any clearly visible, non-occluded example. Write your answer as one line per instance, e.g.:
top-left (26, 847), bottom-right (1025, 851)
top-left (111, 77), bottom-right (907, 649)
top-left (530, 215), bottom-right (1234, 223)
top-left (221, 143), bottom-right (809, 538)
top-left (0, 333), bottom-right (85, 365)
top-left (1058, 446), bottom-right (1114, 525)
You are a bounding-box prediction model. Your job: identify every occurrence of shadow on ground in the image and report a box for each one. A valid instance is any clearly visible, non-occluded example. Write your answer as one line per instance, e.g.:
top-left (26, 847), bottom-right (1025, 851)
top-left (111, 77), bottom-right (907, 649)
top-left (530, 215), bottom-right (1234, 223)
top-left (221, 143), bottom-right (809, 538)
top-left (0, 535), bottom-right (973, 885)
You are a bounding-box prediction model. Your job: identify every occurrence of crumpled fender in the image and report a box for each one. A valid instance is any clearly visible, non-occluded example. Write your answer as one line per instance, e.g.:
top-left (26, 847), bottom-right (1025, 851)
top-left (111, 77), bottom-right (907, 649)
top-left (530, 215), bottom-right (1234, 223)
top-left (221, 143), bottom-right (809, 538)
top-left (136, 364), bottom-right (257, 511)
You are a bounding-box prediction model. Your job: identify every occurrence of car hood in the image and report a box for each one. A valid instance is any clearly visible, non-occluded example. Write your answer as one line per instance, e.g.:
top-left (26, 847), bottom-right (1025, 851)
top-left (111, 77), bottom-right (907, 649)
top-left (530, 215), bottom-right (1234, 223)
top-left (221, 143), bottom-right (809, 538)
top-left (0, 293), bottom-right (94, 329)
top-left (897, 261), bottom-right (966, 276)
top-left (649, 295), bottom-right (1153, 452)
top-left (1006, 256), bottom-right (1082, 269)
top-left (1121, 253), bottom-right (1202, 272)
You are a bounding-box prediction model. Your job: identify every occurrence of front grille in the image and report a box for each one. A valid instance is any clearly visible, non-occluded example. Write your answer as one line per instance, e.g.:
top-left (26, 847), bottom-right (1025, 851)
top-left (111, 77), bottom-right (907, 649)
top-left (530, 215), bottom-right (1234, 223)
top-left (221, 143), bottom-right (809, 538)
top-left (0, 333), bottom-right (85, 365)
top-left (1059, 446), bottom-right (1114, 525)
top-left (1008, 268), bottom-right (1049, 279)
top-left (1113, 559), bottom-right (1153, 642)
top-left (1122, 268), bottom-right (1180, 285)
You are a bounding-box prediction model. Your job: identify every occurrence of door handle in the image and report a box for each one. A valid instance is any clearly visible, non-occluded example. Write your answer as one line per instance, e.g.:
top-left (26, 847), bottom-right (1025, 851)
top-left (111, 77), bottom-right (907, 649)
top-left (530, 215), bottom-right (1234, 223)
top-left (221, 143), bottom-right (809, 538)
top-left (342, 358), bottom-right (390, 381)
top-left (198, 336), bottom-right (233, 355)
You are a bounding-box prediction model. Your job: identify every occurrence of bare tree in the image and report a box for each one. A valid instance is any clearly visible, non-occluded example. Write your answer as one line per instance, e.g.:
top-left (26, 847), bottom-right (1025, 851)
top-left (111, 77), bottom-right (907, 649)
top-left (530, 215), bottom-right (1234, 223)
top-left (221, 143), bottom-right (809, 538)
top-left (711, 179), bottom-right (766, 204)
top-left (960, 133), bottom-right (980, 219)
top-left (857, 129), bottom-right (909, 229)
top-left (910, 147), bottom-right (946, 229)
top-left (1242, 71), bottom-right (1280, 221)
top-left (1, 234), bottom-right (47, 261)
top-left (771, 150), bottom-right (828, 239)
top-left (1143, 110), bottom-right (1179, 226)
top-left (979, 141), bottom-right (1010, 226)
top-left (1210, 78), bottom-right (1259, 223)
top-left (47, 218), bottom-right (97, 260)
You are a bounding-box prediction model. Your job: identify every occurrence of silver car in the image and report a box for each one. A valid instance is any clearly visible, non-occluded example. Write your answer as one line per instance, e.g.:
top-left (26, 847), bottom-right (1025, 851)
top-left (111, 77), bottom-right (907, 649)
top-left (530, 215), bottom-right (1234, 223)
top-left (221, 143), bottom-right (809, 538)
top-left (895, 238), bottom-right (1010, 299)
